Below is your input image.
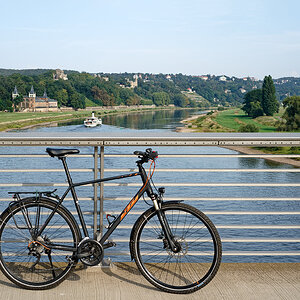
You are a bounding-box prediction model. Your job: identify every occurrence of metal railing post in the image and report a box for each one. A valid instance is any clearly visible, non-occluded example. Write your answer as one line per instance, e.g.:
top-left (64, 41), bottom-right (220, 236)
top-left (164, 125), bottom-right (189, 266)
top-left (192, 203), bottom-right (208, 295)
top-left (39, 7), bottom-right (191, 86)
top-left (99, 145), bottom-right (105, 239)
top-left (93, 146), bottom-right (98, 239)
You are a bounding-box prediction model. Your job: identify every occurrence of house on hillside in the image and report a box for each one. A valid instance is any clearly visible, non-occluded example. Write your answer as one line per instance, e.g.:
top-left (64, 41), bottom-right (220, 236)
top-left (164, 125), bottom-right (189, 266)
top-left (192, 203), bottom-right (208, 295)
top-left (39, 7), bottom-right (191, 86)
top-left (12, 86), bottom-right (58, 112)
top-left (53, 69), bottom-right (68, 81)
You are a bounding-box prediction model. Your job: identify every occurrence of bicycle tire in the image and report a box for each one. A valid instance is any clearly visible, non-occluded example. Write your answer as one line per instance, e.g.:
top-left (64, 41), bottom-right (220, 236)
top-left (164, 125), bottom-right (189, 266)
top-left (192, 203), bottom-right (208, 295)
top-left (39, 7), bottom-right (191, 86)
top-left (0, 197), bottom-right (81, 290)
top-left (131, 202), bottom-right (222, 294)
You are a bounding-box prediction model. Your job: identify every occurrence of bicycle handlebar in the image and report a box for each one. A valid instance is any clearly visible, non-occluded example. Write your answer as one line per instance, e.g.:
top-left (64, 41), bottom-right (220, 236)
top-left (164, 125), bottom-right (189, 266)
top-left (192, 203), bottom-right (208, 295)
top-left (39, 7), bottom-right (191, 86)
top-left (134, 148), bottom-right (158, 162)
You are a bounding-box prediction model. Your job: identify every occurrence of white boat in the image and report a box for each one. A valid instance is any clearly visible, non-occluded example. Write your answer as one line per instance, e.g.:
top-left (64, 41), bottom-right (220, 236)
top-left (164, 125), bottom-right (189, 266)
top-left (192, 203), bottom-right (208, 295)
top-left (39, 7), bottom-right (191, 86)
top-left (84, 113), bottom-right (102, 127)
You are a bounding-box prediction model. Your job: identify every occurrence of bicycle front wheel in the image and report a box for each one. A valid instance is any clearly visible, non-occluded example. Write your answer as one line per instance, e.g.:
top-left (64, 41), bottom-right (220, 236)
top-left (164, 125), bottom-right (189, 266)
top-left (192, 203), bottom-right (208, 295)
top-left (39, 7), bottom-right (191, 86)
top-left (131, 202), bottom-right (222, 294)
top-left (0, 197), bottom-right (81, 289)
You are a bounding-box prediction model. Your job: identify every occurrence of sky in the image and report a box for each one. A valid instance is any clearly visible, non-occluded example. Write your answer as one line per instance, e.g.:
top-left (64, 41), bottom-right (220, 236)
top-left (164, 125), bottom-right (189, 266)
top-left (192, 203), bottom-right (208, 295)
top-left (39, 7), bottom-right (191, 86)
top-left (1, 0), bottom-right (300, 79)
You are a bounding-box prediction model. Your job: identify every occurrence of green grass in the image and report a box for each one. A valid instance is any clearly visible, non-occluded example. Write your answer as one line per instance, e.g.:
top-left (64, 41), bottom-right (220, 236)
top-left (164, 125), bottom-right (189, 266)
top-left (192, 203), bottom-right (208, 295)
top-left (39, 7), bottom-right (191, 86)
top-left (254, 146), bottom-right (300, 161)
top-left (0, 110), bottom-right (96, 131)
top-left (85, 98), bottom-right (98, 107)
top-left (215, 109), bottom-right (278, 132)
top-left (0, 111), bottom-right (92, 123)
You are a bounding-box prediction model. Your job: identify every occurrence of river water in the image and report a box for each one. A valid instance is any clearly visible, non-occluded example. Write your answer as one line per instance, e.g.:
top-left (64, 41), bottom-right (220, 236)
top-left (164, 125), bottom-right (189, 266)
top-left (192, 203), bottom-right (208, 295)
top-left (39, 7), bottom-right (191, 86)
top-left (0, 109), bottom-right (299, 262)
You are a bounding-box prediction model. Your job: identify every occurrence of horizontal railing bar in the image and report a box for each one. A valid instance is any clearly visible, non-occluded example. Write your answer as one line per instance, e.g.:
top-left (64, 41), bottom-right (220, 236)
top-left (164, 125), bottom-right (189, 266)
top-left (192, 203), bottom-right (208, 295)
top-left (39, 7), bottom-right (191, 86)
top-left (103, 154), bottom-right (300, 158)
top-left (103, 210), bottom-right (300, 215)
top-left (1, 135), bottom-right (299, 147)
top-left (1, 183), bottom-right (299, 187)
top-left (114, 225), bottom-right (300, 229)
top-left (223, 252), bottom-right (300, 256)
top-left (0, 169), bottom-right (93, 172)
top-left (104, 251), bottom-right (300, 256)
top-left (1, 197), bottom-right (299, 202)
top-left (103, 168), bottom-right (300, 173)
top-left (1, 168), bottom-right (300, 173)
top-left (103, 197), bottom-right (300, 201)
top-left (0, 154), bottom-right (299, 158)
top-left (6, 251), bottom-right (299, 256)
top-left (0, 154), bottom-right (92, 158)
top-left (1, 208), bottom-right (299, 218)
top-left (104, 238), bottom-right (300, 243)
top-left (106, 183), bottom-right (300, 187)
top-left (2, 237), bottom-right (298, 243)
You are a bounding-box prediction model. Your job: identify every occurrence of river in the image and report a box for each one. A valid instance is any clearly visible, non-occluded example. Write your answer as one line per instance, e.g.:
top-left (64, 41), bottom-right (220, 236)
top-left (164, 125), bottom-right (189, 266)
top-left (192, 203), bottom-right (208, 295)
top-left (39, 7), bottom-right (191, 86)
top-left (0, 109), bottom-right (299, 262)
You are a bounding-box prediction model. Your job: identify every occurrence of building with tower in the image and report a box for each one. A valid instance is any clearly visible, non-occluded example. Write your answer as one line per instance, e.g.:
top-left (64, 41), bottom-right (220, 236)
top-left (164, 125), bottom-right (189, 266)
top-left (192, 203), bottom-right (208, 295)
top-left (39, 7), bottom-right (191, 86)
top-left (13, 86), bottom-right (58, 112)
top-left (12, 86), bottom-right (19, 99)
top-left (126, 74), bottom-right (138, 88)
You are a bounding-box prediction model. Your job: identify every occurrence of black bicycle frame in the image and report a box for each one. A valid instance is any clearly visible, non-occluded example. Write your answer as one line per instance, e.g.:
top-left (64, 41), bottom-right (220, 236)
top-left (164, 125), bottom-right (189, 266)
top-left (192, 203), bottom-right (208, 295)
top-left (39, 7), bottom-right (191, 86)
top-left (36, 157), bottom-right (155, 251)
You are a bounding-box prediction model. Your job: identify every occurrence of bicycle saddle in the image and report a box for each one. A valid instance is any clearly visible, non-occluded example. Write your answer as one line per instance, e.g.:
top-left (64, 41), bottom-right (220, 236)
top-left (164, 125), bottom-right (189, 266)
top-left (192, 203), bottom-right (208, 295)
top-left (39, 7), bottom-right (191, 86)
top-left (46, 148), bottom-right (80, 157)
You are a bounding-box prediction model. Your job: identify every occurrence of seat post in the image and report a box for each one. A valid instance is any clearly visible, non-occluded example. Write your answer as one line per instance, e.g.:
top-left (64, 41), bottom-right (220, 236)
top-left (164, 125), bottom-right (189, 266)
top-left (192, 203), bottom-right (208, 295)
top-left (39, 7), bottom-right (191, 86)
top-left (59, 156), bottom-right (73, 185)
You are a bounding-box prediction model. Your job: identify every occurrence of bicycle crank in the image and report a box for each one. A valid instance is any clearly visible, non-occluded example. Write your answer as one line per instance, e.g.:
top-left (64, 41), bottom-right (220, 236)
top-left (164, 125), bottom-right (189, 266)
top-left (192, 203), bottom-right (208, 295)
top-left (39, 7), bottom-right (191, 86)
top-left (77, 239), bottom-right (104, 266)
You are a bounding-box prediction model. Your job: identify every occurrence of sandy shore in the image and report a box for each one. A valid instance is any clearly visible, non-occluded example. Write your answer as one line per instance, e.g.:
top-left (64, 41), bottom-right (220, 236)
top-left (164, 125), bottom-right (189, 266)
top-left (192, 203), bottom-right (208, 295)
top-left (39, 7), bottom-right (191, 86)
top-left (176, 112), bottom-right (208, 132)
top-left (222, 146), bottom-right (300, 167)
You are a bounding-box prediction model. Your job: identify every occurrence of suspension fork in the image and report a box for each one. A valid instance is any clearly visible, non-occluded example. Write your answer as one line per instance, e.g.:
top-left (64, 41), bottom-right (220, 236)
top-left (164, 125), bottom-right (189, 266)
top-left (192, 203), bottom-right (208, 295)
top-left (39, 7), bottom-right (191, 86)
top-left (151, 194), bottom-right (181, 253)
top-left (138, 162), bottom-right (180, 253)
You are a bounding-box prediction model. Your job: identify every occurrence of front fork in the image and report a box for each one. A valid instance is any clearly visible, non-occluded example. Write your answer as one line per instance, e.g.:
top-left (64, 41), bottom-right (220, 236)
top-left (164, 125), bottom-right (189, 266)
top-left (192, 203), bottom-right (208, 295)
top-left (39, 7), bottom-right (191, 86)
top-left (151, 190), bottom-right (181, 253)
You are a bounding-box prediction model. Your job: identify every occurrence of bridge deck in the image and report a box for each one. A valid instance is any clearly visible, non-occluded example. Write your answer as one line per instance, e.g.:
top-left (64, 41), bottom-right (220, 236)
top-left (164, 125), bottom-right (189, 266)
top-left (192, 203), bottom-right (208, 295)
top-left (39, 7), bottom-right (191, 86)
top-left (0, 263), bottom-right (299, 300)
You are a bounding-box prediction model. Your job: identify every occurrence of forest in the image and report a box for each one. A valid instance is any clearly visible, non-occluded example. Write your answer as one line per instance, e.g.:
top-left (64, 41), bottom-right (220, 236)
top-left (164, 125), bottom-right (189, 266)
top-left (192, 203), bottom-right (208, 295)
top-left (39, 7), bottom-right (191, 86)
top-left (0, 69), bottom-right (299, 111)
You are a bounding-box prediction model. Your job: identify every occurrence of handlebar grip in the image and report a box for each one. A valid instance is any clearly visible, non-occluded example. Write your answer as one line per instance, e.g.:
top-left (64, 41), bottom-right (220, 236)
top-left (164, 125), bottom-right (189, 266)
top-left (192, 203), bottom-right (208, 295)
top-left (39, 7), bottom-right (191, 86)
top-left (134, 149), bottom-right (158, 160)
top-left (134, 151), bottom-right (145, 156)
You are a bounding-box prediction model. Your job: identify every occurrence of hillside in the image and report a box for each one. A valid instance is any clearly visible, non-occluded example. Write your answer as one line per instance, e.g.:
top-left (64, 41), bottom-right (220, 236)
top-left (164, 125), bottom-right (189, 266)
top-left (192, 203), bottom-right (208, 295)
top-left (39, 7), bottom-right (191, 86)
top-left (0, 69), bottom-right (299, 111)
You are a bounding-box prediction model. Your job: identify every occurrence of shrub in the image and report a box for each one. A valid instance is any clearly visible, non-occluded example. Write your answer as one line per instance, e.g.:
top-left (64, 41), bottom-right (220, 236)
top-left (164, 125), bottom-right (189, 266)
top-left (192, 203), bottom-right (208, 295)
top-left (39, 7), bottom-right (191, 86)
top-left (239, 124), bottom-right (260, 132)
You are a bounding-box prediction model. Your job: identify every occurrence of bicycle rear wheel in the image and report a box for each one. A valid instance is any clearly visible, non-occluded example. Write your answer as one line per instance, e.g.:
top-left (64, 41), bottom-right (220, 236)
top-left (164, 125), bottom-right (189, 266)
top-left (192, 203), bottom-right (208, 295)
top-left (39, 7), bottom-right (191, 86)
top-left (131, 202), bottom-right (222, 294)
top-left (0, 197), bottom-right (81, 289)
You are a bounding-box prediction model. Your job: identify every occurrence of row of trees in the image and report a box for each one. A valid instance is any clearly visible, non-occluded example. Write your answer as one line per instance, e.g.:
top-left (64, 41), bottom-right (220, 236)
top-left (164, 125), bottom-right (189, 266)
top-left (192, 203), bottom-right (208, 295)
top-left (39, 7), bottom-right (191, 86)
top-left (242, 75), bottom-right (299, 131)
top-left (242, 75), bottom-right (279, 118)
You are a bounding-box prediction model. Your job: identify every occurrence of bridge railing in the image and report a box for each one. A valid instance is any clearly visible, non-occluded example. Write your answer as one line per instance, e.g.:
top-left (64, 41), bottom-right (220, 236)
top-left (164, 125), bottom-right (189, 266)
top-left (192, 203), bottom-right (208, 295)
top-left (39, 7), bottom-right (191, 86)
top-left (0, 132), bottom-right (299, 261)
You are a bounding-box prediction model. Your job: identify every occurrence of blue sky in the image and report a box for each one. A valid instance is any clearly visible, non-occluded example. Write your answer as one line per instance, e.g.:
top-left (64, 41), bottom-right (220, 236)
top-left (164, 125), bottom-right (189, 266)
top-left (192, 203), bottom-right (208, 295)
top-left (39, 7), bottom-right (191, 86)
top-left (1, 0), bottom-right (299, 79)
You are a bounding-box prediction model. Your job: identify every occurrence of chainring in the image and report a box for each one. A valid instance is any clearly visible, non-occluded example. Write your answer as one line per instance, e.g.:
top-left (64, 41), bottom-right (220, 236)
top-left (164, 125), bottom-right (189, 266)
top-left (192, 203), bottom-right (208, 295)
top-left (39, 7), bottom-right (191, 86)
top-left (77, 239), bottom-right (104, 266)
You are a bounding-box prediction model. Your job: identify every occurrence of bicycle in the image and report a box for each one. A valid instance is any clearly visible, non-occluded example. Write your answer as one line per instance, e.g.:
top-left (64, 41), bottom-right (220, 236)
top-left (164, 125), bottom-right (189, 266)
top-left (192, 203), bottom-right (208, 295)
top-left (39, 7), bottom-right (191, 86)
top-left (0, 147), bottom-right (222, 294)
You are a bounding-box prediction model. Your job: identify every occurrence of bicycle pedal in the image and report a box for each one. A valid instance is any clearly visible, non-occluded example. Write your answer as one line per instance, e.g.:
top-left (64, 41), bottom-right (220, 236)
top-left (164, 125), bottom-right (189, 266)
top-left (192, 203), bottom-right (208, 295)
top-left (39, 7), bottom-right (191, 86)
top-left (103, 241), bottom-right (116, 249)
top-left (66, 255), bottom-right (76, 264)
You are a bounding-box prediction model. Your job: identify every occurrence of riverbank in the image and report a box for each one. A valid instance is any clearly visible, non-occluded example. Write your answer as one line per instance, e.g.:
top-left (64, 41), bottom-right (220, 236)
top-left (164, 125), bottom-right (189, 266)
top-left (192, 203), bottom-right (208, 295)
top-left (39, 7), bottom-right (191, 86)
top-left (177, 108), bottom-right (283, 133)
top-left (222, 146), bottom-right (300, 167)
top-left (176, 111), bottom-right (212, 132)
top-left (0, 106), bottom-right (176, 132)
top-left (176, 110), bottom-right (300, 167)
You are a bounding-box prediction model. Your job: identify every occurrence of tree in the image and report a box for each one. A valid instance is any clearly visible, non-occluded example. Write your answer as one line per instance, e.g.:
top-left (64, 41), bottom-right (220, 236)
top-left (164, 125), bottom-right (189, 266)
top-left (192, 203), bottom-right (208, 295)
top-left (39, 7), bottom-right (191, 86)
top-left (277, 96), bottom-right (300, 131)
top-left (69, 93), bottom-right (81, 110)
top-left (248, 101), bottom-right (264, 118)
top-left (173, 94), bottom-right (188, 107)
top-left (12, 95), bottom-right (24, 111)
top-left (126, 95), bottom-right (141, 106)
top-left (152, 92), bottom-right (170, 106)
top-left (55, 89), bottom-right (68, 107)
top-left (242, 89), bottom-right (263, 118)
top-left (262, 75), bottom-right (279, 116)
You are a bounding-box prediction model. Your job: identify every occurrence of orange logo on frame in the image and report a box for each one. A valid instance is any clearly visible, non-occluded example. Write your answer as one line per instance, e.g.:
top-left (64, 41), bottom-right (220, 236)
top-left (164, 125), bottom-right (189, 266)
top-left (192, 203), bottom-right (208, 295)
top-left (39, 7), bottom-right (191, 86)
top-left (120, 195), bottom-right (139, 220)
